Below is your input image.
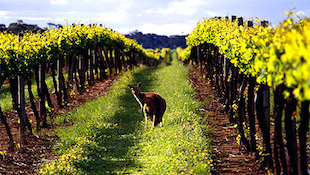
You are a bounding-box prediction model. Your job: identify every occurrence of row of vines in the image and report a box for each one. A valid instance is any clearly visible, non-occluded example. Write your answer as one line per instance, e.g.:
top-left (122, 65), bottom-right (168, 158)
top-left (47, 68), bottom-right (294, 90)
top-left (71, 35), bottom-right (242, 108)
top-left (0, 24), bottom-right (169, 152)
top-left (178, 13), bottom-right (310, 175)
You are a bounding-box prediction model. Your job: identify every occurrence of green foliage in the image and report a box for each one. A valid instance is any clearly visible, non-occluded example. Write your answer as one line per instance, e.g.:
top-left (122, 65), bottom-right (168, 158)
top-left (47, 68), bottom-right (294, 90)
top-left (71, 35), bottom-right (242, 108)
top-left (182, 12), bottom-right (310, 101)
top-left (39, 52), bottom-right (213, 174)
top-left (0, 24), bottom-right (157, 78)
top-left (176, 47), bottom-right (191, 61)
top-left (145, 48), bottom-right (170, 60)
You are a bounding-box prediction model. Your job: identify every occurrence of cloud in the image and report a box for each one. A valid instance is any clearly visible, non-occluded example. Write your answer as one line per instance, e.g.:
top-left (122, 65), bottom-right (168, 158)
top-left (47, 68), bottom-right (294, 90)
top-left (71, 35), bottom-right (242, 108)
top-left (50, 0), bottom-right (68, 5)
top-left (0, 11), bottom-right (12, 20)
top-left (97, 11), bottom-right (128, 24)
top-left (139, 22), bottom-right (196, 35)
top-left (95, 1), bottom-right (135, 24)
top-left (146, 0), bottom-right (204, 16)
top-left (1, 0), bottom-right (310, 35)
top-left (205, 11), bottom-right (220, 18)
top-left (19, 16), bottom-right (52, 21)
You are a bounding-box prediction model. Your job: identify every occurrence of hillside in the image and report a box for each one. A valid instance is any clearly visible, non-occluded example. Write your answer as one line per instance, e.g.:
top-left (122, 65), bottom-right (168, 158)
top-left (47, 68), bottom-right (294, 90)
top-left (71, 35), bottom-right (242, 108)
top-left (125, 30), bottom-right (187, 49)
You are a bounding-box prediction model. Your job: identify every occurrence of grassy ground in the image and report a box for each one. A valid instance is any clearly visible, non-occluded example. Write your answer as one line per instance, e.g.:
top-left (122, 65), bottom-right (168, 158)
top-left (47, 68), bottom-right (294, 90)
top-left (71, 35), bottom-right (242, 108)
top-left (39, 52), bottom-right (213, 174)
top-left (0, 75), bottom-right (57, 113)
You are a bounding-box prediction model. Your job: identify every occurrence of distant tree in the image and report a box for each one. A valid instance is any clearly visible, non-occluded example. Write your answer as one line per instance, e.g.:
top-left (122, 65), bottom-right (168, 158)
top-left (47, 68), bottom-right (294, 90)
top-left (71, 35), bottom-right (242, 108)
top-left (17, 20), bottom-right (23, 25)
top-left (8, 22), bottom-right (27, 33)
top-left (128, 30), bottom-right (140, 36)
top-left (125, 30), bottom-right (186, 49)
top-left (7, 20), bottom-right (41, 33)
top-left (0, 24), bottom-right (6, 32)
top-left (47, 22), bottom-right (57, 28)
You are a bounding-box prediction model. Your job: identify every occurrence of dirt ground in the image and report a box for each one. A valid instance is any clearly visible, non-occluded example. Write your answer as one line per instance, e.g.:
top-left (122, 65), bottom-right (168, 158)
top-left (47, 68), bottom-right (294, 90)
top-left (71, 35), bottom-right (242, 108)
top-left (0, 66), bottom-right (287, 174)
top-left (188, 68), bottom-right (267, 175)
top-left (0, 76), bottom-right (118, 174)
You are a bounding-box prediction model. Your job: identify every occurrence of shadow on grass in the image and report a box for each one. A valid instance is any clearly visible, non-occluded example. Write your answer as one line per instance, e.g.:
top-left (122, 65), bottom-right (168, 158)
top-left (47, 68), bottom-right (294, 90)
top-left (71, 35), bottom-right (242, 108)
top-left (75, 66), bottom-right (163, 174)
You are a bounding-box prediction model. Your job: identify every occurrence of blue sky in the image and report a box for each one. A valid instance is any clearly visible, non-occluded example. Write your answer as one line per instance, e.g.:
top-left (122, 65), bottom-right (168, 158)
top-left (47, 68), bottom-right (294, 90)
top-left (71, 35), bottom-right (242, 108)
top-left (0, 0), bottom-right (309, 35)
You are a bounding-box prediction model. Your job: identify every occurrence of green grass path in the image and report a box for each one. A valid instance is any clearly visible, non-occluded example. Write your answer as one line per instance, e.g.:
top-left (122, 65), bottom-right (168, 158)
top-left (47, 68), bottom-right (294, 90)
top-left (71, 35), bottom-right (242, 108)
top-left (39, 52), bottom-right (213, 174)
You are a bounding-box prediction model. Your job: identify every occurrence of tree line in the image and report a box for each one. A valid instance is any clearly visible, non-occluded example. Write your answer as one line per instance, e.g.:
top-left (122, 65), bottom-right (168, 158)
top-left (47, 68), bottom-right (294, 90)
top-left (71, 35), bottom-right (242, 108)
top-left (125, 30), bottom-right (186, 49)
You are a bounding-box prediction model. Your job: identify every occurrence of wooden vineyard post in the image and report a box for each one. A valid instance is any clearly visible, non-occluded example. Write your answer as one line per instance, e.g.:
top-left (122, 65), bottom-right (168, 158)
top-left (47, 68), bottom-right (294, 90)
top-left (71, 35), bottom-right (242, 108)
top-left (261, 21), bottom-right (269, 27)
top-left (219, 54), bottom-right (225, 96)
top-left (70, 54), bottom-right (75, 93)
top-left (115, 49), bottom-right (122, 74)
top-left (114, 49), bottom-right (119, 73)
top-left (246, 21), bottom-right (257, 153)
top-left (228, 66), bottom-right (236, 123)
top-left (231, 15), bottom-right (236, 22)
top-left (237, 76), bottom-right (250, 151)
top-left (196, 45), bottom-right (202, 70)
top-left (273, 85), bottom-right (287, 174)
top-left (118, 50), bottom-right (123, 73)
top-left (214, 46), bottom-right (221, 94)
top-left (92, 49), bottom-right (96, 82)
top-left (57, 57), bottom-right (66, 107)
top-left (66, 54), bottom-right (73, 98)
top-left (17, 75), bottom-right (27, 144)
top-left (104, 48), bottom-right (110, 77)
top-left (38, 63), bottom-right (54, 127)
top-left (108, 49), bottom-right (113, 77)
top-left (87, 49), bottom-right (94, 86)
top-left (211, 44), bottom-right (216, 85)
top-left (103, 48), bottom-right (111, 77)
top-left (56, 57), bottom-right (62, 106)
top-left (87, 49), bottom-right (91, 85)
top-left (122, 52), bottom-right (127, 71)
top-left (190, 46), bottom-right (196, 67)
top-left (38, 64), bottom-right (47, 127)
top-left (98, 47), bottom-right (108, 80)
top-left (112, 50), bottom-right (116, 74)
top-left (207, 44), bottom-right (213, 82)
top-left (51, 59), bottom-right (60, 108)
top-left (214, 45), bottom-right (218, 87)
top-left (94, 47), bottom-right (99, 79)
top-left (256, 84), bottom-right (273, 171)
top-left (201, 44), bottom-right (207, 71)
top-left (299, 100), bottom-right (309, 175)
top-left (248, 20), bottom-right (253, 28)
top-left (247, 77), bottom-right (257, 153)
top-left (238, 17), bottom-right (243, 26)
top-left (284, 92), bottom-right (298, 175)
top-left (195, 46), bottom-right (198, 67)
top-left (78, 55), bottom-right (85, 93)
top-left (224, 57), bottom-right (230, 112)
top-left (9, 77), bottom-right (18, 111)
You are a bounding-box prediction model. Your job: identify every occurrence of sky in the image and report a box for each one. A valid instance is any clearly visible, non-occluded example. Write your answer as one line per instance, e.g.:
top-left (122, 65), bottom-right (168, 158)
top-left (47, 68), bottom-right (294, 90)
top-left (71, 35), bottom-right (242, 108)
top-left (0, 0), bottom-right (309, 35)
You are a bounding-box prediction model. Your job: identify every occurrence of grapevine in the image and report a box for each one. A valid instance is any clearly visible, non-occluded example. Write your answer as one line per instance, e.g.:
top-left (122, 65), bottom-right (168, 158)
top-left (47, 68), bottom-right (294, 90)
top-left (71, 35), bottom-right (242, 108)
top-left (183, 14), bottom-right (310, 101)
top-left (181, 12), bottom-right (310, 174)
top-left (0, 24), bottom-right (160, 79)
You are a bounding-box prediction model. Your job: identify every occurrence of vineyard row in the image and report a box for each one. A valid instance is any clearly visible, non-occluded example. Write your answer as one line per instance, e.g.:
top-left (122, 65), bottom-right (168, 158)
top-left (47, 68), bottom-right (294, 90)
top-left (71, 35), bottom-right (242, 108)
top-left (178, 14), bottom-right (310, 175)
top-left (0, 24), bottom-right (169, 152)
